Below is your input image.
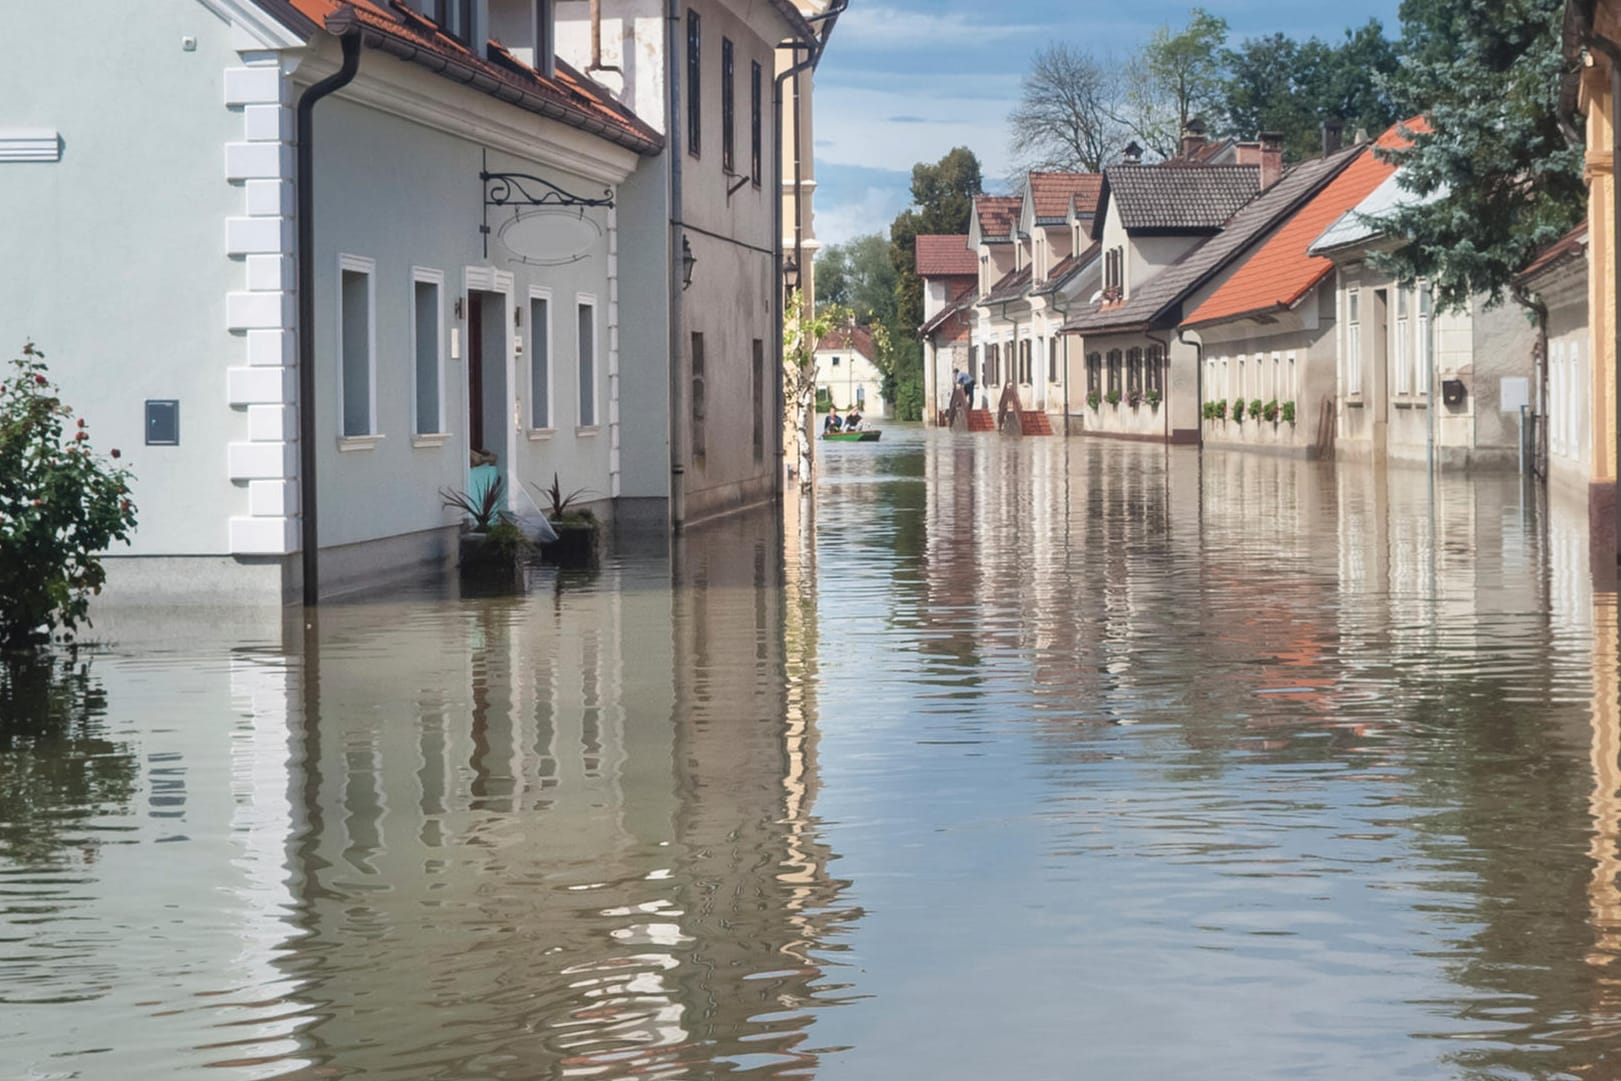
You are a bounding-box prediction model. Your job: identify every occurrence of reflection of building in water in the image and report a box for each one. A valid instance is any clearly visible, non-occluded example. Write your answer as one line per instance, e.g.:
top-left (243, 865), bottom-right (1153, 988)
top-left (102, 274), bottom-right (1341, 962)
top-left (277, 516), bottom-right (849, 1078)
top-left (1582, 589), bottom-right (1621, 1077)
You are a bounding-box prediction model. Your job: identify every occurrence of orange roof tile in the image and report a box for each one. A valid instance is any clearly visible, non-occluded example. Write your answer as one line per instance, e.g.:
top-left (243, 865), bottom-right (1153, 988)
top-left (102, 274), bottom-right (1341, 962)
top-left (915, 235), bottom-right (977, 277)
top-left (1182, 122), bottom-right (1418, 328)
top-left (1519, 222), bottom-right (1588, 282)
top-left (280, 0), bottom-right (661, 155)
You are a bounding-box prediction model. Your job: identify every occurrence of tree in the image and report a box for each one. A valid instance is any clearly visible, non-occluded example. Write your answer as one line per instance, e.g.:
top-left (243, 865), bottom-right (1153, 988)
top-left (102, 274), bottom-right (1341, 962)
top-left (1007, 43), bottom-right (1129, 173)
top-left (783, 293), bottom-right (851, 487)
top-left (1, 344), bottom-right (138, 650)
top-left (1219, 22), bottom-right (1400, 161)
top-left (815, 233), bottom-right (898, 325)
top-left (1134, 8), bottom-right (1230, 157)
top-left (1375, 0), bottom-right (1584, 312)
top-left (889, 147), bottom-right (983, 338)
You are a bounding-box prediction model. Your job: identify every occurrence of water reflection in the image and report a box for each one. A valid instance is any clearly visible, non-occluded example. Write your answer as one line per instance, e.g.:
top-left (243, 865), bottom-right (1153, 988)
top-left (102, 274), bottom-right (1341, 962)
top-left (8, 431), bottom-right (1621, 1079)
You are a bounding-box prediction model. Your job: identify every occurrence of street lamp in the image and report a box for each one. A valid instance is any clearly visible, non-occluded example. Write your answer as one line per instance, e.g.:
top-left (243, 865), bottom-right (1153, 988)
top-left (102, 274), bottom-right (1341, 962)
top-left (782, 256), bottom-right (800, 295)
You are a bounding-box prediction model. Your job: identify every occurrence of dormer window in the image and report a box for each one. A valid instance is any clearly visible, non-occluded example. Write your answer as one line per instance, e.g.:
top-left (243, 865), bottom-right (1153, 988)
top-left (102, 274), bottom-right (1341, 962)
top-left (1103, 247), bottom-right (1124, 300)
top-left (434, 0), bottom-right (477, 45)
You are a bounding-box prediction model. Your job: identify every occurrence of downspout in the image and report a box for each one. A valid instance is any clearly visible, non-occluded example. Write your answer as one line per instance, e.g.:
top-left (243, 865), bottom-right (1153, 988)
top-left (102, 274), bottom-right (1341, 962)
top-left (1050, 296), bottom-right (1072, 437)
top-left (667, 0), bottom-right (686, 529)
top-left (1178, 326), bottom-right (1203, 450)
top-left (295, 30), bottom-right (361, 607)
top-left (588, 0), bottom-right (622, 75)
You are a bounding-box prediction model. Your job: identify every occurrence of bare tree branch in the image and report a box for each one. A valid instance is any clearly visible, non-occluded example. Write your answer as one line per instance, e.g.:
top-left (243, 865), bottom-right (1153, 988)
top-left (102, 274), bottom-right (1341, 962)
top-left (1007, 44), bottom-right (1131, 173)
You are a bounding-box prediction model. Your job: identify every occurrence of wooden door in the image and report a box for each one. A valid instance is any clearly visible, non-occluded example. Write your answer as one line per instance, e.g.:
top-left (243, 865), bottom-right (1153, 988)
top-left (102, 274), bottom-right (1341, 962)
top-left (468, 292), bottom-right (485, 453)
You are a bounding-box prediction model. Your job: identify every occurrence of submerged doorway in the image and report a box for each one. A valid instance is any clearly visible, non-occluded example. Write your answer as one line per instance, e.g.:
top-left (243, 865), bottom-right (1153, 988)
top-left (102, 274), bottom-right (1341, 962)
top-left (467, 289), bottom-right (509, 507)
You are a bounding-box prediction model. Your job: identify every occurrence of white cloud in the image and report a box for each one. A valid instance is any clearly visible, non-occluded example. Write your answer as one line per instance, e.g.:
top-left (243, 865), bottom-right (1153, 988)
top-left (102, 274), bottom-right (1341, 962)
top-left (814, 186), bottom-right (913, 247)
top-left (832, 5), bottom-right (1042, 49)
top-left (814, 84), bottom-right (1017, 178)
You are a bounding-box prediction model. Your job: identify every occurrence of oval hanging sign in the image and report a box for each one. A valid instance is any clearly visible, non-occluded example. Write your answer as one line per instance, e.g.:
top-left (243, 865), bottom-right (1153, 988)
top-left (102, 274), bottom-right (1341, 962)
top-left (497, 208), bottom-right (603, 267)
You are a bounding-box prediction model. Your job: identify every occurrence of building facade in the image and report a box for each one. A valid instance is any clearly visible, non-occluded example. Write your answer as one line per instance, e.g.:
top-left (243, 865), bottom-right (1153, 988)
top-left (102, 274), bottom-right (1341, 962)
top-left (814, 325), bottom-right (884, 415)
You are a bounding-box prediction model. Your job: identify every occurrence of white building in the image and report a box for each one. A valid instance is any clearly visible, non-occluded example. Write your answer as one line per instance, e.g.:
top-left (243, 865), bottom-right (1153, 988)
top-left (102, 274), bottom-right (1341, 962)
top-left (1518, 224), bottom-right (1593, 500)
top-left (814, 325), bottom-right (883, 415)
top-left (1, 0), bottom-right (825, 605)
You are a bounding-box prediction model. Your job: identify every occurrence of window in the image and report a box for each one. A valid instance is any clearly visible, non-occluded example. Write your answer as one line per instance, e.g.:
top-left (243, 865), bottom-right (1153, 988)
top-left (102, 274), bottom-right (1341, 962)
top-left (831, 355), bottom-right (841, 367)
top-left (1417, 284), bottom-right (1432, 395)
top-left (1126, 348), bottom-right (1143, 395)
top-left (752, 338), bottom-right (765, 463)
top-left (434, 0), bottom-right (476, 44)
top-left (1146, 345), bottom-right (1163, 396)
top-left (750, 61), bottom-right (762, 186)
top-left (686, 11), bottom-right (701, 157)
top-left (338, 255), bottom-right (375, 438)
top-left (411, 270), bottom-right (444, 436)
top-left (1048, 338), bottom-right (1059, 383)
top-left (691, 331), bottom-right (705, 461)
top-left (1086, 352), bottom-right (1102, 395)
top-left (529, 292), bottom-right (551, 428)
top-left (1345, 288), bottom-right (1362, 396)
top-left (1106, 349), bottom-right (1122, 396)
top-left (721, 38), bottom-right (735, 174)
top-left (1018, 339), bottom-right (1032, 384)
top-left (988, 342), bottom-right (1000, 385)
top-left (1104, 248), bottom-right (1124, 296)
top-left (577, 299), bottom-right (597, 427)
top-left (1395, 285), bottom-right (1411, 395)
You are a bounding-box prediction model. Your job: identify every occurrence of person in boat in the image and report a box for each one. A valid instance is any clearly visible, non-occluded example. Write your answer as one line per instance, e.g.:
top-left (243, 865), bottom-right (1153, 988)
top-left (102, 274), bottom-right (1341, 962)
top-left (823, 411), bottom-right (842, 434)
top-left (844, 407), bottom-right (863, 431)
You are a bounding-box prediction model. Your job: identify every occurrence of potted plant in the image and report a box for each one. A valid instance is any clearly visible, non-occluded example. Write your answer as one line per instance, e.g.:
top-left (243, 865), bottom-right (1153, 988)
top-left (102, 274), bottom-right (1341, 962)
top-left (1087, 390), bottom-right (1101, 411)
top-left (1281, 400), bottom-right (1296, 425)
top-left (1146, 388), bottom-right (1162, 410)
top-left (535, 472), bottom-right (599, 567)
top-left (1250, 399), bottom-right (1264, 424)
top-left (1105, 388), bottom-right (1121, 407)
top-left (1263, 398), bottom-right (1280, 423)
top-left (441, 477), bottom-right (529, 583)
top-left (1126, 388), bottom-right (1143, 409)
top-left (1232, 398), bottom-right (1246, 422)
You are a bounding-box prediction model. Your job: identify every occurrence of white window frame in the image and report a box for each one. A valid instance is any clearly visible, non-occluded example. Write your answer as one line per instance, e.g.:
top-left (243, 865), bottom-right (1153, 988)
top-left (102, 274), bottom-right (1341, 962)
top-left (1416, 283), bottom-right (1432, 397)
top-left (337, 253), bottom-right (379, 447)
top-left (1346, 288), bottom-right (1362, 397)
top-left (1394, 285), bottom-right (1411, 396)
top-left (576, 292), bottom-right (599, 432)
top-left (527, 286), bottom-right (554, 434)
top-left (410, 266), bottom-right (448, 446)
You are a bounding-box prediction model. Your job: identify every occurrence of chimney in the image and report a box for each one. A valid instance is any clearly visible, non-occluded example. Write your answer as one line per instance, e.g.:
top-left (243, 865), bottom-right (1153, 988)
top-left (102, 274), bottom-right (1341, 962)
top-left (1122, 140), bottom-right (1143, 165)
top-left (1180, 116), bottom-right (1208, 160)
top-left (1321, 120), bottom-right (1344, 156)
top-left (1258, 131), bottom-right (1284, 188)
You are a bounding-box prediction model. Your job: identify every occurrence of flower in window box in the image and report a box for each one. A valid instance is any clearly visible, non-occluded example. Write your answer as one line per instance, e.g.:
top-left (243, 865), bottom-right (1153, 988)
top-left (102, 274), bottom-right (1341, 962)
top-left (1262, 399), bottom-right (1280, 423)
top-left (1104, 389), bottom-right (1121, 407)
top-left (1232, 398), bottom-right (1246, 422)
top-left (1146, 388), bottom-right (1162, 409)
top-left (1087, 390), bottom-right (1101, 411)
top-left (1281, 400), bottom-right (1296, 425)
top-left (1126, 389), bottom-right (1143, 408)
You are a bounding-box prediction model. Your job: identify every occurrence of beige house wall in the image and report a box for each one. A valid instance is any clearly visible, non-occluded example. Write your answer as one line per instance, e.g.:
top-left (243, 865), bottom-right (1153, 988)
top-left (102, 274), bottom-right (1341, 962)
top-left (1581, 2), bottom-right (1621, 559)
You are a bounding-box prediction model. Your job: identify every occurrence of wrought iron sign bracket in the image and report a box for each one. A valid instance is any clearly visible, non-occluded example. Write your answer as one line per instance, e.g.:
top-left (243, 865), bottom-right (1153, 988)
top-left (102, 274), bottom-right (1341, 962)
top-left (480, 156), bottom-right (615, 258)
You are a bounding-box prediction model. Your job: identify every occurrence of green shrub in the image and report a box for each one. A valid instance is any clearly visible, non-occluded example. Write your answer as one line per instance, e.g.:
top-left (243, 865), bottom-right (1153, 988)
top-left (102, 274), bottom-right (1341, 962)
top-left (1, 344), bottom-right (138, 650)
top-left (1087, 390), bottom-right (1101, 411)
top-left (1232, 398), bottom-right (1246, 422)
top-left (1262, 398), bottom-right (1279, 422)
top-left (1104, 388), bottom-right (1121, 406)
top-left (1281, 400), bottom-right (1296, 424)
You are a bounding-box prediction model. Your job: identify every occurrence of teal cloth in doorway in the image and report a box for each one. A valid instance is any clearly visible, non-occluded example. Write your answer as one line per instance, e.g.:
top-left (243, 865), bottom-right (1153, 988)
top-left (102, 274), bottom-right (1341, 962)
top-left (470, 464), bottom-right (505, 509)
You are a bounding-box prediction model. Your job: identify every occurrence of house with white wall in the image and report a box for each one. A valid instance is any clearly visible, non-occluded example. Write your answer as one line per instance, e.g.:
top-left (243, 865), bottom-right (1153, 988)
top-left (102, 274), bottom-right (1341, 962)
top-left (915, 234), bottom-right (978, 422)
top-left (1062, 139), bottom-right (1360, 444)
top-left (1181, 127), bottom-right (1406, 457)
top-left (1518, 224), bottom-right (1592, 502)
top-left (1, 0), bottom-right (666, 604)
top-left (1308, 168), bottom-right (1537, 469)
top-left (814, 325), bottom-right (884, 415)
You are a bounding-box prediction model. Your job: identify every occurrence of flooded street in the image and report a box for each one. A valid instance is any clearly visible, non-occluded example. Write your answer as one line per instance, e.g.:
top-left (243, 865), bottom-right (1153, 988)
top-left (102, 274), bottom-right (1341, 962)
top-left (5, 426), bottom-right (1621, 1079)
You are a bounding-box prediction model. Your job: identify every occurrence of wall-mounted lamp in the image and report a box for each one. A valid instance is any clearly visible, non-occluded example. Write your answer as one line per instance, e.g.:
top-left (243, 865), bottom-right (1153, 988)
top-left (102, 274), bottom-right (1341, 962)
top-left (782, 256), bottom-right (800, 294)
top-left (454, 296), bottom-right (466, 321)
top-left (681, 235), bottom-right (697, 291)
top-left (514, 305), bottom-right (522, 328)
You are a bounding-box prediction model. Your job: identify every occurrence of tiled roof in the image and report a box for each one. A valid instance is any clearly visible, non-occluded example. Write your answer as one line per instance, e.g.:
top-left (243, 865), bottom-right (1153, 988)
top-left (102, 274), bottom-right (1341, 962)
top-left (1063, 145), bottom-right (1361, 336)
top-left (273, 0), bottom-right (662, 155)
top-left (1307, 119), bottom-right (1435, 253)
top-left (1162, 138), bottom-right (1239, 167)
top-left (982, 263), bottom-right (1032, 304)
top-left (1029, 173), bottom-right (1102, 223)
top-left (1519, 222), bottom-right (1589, 282)
top-left (1184, 127), bottom-right (1412, 328)
top-left (1102, 165), bottom-right (1260, 234)
top-left (816, 324), bottom-right (878, 360)
top-left (975, 195), bottom-right (1022, 240)
top-left (919, 281), bottom-right (978, 336)
top-left (915, 234), bottom-right (978, 277)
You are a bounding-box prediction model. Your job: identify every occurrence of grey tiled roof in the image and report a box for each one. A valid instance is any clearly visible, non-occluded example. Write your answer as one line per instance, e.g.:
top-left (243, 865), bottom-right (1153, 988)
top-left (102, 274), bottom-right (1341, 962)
top-left (1104, 165), bottom-right (1260, 233)
top-left (1307, 170), bottom-right (1445, 254)
top-left (981, 263), bottom-right (1033, 304)
top-left (1063, 146), bottom-right (1361, 336)
top-left (1030, 241), bottom-right (1100, 296)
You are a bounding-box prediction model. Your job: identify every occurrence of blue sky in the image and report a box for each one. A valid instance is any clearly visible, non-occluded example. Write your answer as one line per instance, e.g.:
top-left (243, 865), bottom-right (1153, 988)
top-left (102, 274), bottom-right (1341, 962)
top-left (811, 0), bottom-right (1404, 247)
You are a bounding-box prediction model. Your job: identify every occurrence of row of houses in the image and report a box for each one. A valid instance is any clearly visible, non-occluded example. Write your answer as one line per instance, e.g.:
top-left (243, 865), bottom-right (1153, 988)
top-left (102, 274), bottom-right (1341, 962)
top-left (919, 115), bottom-right (1602, 544)
top-left (1, 0), bottom-right (840, 604)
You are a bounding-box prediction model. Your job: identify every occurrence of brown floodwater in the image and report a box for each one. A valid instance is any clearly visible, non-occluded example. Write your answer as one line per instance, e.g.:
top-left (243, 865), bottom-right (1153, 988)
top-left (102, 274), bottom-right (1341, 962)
top-left (3, 426), bottom-right (1620, 1079)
